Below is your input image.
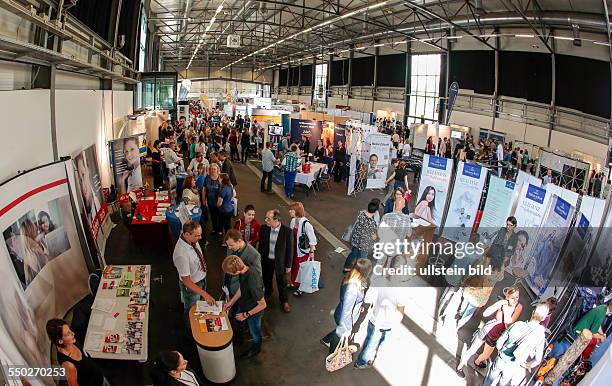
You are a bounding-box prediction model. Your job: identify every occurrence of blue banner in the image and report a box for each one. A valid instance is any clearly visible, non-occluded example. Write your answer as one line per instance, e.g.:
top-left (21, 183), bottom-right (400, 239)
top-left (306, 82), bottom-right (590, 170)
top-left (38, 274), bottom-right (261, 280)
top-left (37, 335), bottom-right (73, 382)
top-left (526, 184), bottom-right (546, 204)
top-left (462, 163), bottom-right (482, 179)
top-left (553, 197), bottom-right (571, 220)
top-left (445, 81), bottom-right (459, 124)
top-left (577, 214), bottom-right (589, 239)
top-left (428, 155), bottom-right (448, 170)
top-left (505, 180), bottom-right (516, 189)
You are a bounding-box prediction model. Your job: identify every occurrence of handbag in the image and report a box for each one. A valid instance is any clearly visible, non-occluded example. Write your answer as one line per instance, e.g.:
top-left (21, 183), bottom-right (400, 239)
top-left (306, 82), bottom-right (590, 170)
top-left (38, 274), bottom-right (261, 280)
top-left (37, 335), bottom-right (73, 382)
top-left (341, 211), bottom-right (362, 242)
top-left (325, 335), bottom-right (352, 372)
top-left (297, 257), bottom-right (320, 293)
top-left (298, 220), bottom-right (312, 251)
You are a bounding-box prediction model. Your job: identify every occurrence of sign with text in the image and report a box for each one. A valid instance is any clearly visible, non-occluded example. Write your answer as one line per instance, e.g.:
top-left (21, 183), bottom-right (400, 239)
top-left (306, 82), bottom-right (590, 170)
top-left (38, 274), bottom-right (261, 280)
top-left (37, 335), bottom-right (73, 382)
top-left (415, 155), bottom-right (453, 226)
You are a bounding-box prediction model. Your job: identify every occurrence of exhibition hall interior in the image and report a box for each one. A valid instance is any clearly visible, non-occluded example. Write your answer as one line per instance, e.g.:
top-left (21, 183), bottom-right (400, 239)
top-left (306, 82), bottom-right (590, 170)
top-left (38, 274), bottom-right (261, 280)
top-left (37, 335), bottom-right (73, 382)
top-left (1, 0), bottom-right (612, 385)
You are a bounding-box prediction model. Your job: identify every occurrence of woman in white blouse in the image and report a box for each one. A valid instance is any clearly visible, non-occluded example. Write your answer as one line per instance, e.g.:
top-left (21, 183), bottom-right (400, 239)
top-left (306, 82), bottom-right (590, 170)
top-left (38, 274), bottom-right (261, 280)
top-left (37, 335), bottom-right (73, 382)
top-left (288, 201), bottom-right (317, 296)
top-left (181, 176), bottom-right (200, 206)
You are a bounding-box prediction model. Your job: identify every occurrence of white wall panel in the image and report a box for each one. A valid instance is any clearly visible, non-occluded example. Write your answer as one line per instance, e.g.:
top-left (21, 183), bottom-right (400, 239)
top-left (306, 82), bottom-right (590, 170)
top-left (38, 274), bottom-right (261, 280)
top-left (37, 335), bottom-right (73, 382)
top-left (549, 131), bottom-right (608, 167)
top-left (55, 70), bottom-right (99, 90)
top-left (0, 90), bottom-right (53, 182)
top-left (0, 61), bottom-right (32, 90)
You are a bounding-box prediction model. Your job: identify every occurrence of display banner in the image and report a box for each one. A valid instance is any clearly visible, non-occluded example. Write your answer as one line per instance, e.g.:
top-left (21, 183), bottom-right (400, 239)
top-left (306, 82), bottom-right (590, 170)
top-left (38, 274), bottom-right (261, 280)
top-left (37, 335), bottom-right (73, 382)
top-left (0, 162), bottom-right (90, 370)
top-left (553, 214), bottom-right (596, 290)
top-left (322, 121), bottom-right (334, 149)
top-left (579, 206), bottom-right (612, 287)
top-left (290, 118), bottom-right (322, 154)
top-left (443, 162), bottom-right (487, 242)
top-left (347, 129), bottom-right (362, 195)
top-left (479, 176), bottom-right (517, 230)
top-left (72, 146), bottom-right (113, 261)
top-left (513, 183), bottom-right (550, 228)
top-left (333, 124), bottom-right (346, 151)
top-left (110, 135), bottom-right (143, 194)
top-left (365, 133), bottom-right (392, 189)
top-left (415, 155), bottom-right (454, 226)
top-left (579, 196), bottom-right (606, 228)
top-left (445, 81), bottom-right (459, 124)
top-left (525, 195), bottom-right (574, 296)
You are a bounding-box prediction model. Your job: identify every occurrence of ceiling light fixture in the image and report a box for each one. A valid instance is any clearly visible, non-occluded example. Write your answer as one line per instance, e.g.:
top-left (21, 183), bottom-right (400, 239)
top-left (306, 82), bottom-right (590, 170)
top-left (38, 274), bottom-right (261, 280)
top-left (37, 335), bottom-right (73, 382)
top-left (515, 34), bottom-right (534, 38)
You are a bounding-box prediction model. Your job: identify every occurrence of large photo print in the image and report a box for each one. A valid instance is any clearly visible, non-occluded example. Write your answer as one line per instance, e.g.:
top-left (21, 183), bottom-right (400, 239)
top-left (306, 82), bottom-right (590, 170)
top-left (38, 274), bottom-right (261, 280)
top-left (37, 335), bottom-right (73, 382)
top-left (110, 135), bottom-right (143, 194)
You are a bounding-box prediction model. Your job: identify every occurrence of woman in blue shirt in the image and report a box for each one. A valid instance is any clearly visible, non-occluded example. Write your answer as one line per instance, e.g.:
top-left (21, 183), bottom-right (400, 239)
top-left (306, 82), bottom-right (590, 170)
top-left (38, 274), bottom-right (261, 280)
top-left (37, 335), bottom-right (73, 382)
top-left (383, 188), bottom-right (410, 215)
top-left (203, 164), bottom-right (222, 235)
top-left (218, 173), bottom-right (235, 245)
top-left (320, 258), bottom-right (373, 353)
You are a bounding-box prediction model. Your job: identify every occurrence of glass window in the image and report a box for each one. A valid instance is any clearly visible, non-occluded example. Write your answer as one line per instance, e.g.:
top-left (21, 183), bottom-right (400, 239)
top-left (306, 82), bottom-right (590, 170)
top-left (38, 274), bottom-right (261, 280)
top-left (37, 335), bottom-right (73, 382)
top-left (138, 11), bottom-right (148, 72)
top-left (314, 63), bottom-right (328, 103)
top-left (408, 54), bottom-right (441, 123)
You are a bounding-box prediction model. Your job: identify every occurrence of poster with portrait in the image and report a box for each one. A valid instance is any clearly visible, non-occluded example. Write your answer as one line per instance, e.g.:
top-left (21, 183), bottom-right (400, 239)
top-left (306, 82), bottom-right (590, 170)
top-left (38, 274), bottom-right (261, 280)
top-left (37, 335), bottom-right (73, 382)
top-left (72, 145), bottom-right (112, 260)
top-left (0, 161), bottom-right (90, 370)
top-left (554, 214), bottom-right (596, 290)
top-left (525, 195), bottom-right (574, 297)
top-left (579, 205), bottom-right (612, 288)
top-left (479, 176), bottom-right (517, 230)
top-left (365, 133), bottom-right (391, 189)
top-left (321, 121), bottom-right (334, 149)
top-left (415, 155), bottom-right (454, 226)
top-left (443, 162), bottom-right (487, 242)
top-left (110, 135), bottom-right (143, 194)
top-left (333, 124), bottom-right (346, 152)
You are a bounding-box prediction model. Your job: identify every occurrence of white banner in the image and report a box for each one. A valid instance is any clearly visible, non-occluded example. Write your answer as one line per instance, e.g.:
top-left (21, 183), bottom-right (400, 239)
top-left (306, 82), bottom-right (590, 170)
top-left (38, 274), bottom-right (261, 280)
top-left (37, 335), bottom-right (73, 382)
top-left (579, 195), bottom-right (606, 228)
top-left (479, 176), bottom-right (517, 230)
top-left (347, 130), bottom-right (362, 195)
top-left (525, 195), bottom-right (574, 297)
top-left (513, 183), bottom-right (551, 228)
top-left (0, 162), bottom-right (90, 370)
top-left (365, 133), bottom-right (391, 189)
top-left (545, 183), bottom-right (579, 208)
top-left (443, 162), bottom-right (487, 242)
top-left (415, 155), bottom-right (454, 226)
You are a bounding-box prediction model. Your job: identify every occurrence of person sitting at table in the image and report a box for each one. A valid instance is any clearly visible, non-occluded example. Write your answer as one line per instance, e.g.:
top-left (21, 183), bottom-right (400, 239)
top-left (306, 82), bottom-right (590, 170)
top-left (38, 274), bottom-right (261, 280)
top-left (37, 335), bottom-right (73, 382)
top-left (383, 188), bottom-right (410, 215)
top-left (234, 204), bottom-right (261, 247)
top-left (182, 176), bottom-right (200, 206)
top-left (313, 140), bottom-right (325, 163)
top-left (187, 152), bottom-right (209, 176)
top-left (46, 319), bottom-right (109, 386)
top-left (151, 350), bottom-right (204, 386)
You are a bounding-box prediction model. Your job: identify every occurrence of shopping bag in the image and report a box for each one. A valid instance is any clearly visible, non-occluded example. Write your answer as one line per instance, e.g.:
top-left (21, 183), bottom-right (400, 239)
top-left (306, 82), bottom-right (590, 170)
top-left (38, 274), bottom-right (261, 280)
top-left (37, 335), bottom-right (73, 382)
top-left (297, 257), bottom-right (320, 293)
top-left (340, 223), bottom-right (354, 242)
top-left (325, 335), bottom-right (352, 372)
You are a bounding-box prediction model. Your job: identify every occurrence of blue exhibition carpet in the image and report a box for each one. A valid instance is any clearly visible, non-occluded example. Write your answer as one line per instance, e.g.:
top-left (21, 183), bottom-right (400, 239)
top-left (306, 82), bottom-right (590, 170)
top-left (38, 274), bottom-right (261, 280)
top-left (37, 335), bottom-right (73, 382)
top-left (251, 161), bottom-right (285, 185)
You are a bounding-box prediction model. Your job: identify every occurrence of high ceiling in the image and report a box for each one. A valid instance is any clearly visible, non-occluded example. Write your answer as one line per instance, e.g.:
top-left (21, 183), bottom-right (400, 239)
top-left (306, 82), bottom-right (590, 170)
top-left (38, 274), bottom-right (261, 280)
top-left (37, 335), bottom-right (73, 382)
top-left (151, 0), bottom-right (612, 72)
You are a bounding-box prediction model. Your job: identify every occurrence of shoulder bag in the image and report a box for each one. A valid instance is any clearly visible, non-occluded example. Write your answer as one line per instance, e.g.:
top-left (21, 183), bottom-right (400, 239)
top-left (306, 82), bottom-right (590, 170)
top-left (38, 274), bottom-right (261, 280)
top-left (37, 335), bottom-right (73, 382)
top-left (325, 335), bottom-right (352, 372)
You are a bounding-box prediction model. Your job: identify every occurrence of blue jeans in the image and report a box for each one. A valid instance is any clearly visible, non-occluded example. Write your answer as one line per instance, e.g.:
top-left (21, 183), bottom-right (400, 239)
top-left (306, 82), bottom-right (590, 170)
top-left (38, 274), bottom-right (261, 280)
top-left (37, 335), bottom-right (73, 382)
top-left (284, 170), bottom-right (297, 196)
top-left (245, 312), bottom-right (263, 346)
top-left (179, 278), bottom-right (206, 311)
top-left (344, 246), bottom-right (368, 270)
top-left (456, 300), bottom-right (477, 329)
top-left (356, 321), bottom-right (391, 366)
top-left (549, 339), bottom-right (571, 359)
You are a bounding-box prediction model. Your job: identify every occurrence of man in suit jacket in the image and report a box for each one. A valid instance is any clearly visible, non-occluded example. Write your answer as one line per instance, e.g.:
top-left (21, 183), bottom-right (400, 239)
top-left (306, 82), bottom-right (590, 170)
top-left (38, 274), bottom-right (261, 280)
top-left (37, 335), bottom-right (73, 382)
top-left (258, 209), bottom-right (293, 313)
top-left (218, 150), bottom-right (238, 186)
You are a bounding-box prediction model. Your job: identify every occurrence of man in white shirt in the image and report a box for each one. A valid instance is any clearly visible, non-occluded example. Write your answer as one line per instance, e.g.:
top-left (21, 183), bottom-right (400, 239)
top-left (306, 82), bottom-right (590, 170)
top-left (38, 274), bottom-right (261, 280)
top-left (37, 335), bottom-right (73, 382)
top-left (543, 169), bottom-right (553, 186)
top-left (355, 255), bottom-right (409, 369)
top-left (402, 141), bottom-right (411, 159)
top-left (187, 152), bottom-right (209, 176)
top-left (173, 221), bottom-right (215, 313)
top-left (496, 141), bottom-right (504, 177)
top-left (261, 142), bottom-right (276, 193)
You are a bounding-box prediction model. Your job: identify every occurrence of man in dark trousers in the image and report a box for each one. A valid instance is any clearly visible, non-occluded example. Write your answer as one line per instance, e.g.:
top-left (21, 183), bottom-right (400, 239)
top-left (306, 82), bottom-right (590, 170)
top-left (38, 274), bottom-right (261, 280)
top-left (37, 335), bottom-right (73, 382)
top-left (258, 209), bottom-right (293, 313)
top-left (218, 150), bottom-right (238, 186)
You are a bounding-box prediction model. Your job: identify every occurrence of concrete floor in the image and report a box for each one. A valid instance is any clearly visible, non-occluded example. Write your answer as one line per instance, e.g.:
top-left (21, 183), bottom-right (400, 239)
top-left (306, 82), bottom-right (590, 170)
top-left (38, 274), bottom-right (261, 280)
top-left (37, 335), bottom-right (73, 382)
top-left (99, 159), bottom-right (488, 386)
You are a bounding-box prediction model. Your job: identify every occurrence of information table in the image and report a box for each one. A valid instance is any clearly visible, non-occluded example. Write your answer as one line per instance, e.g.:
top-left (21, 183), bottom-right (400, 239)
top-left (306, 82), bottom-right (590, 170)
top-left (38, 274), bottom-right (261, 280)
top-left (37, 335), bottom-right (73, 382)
top-left (188, 305), bottom-right (235, 383)
top-left (166, 204), bottom-right (203, 240)
top-left (295, 162), bottom-right (328, 188)
top-left (130, 192), bottom-right (172, 249)
top-left (84, 265), bottom-right (150, 362)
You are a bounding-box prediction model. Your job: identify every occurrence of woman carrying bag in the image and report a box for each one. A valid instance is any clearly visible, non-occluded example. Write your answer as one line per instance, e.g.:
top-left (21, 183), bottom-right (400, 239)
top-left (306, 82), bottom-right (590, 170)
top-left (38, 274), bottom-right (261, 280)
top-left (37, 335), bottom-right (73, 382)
top-left (288, 201), bottom-right (317, 296)
top-left (321, 258), bottom-right (372, 353)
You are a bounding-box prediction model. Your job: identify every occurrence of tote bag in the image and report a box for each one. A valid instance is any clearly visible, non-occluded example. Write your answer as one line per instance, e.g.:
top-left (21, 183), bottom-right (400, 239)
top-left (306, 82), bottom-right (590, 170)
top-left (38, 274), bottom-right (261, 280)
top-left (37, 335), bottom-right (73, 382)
top-left (325, 335), bottom-right (352, 372)
top-left (297, 257), bottom-right (320, 293)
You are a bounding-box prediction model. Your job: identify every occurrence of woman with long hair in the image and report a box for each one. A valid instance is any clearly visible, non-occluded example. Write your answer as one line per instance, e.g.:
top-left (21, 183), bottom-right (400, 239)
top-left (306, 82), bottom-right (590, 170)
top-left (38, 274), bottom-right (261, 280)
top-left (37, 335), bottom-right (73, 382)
top-left (414, 186), bottom-right (436, 223)
top-left (150, 350), bottom-right (203, 386)
top-left (288, 201), bottom-right (317, 295)
top-left (384, 160), bottom-right (410, 190)
top-left (456, 286), bottom-right (523, 377)
top-left (203, 164), bottom-right (222, 235)
top-left (321, 258), bottom-right (373, 352)
top-left (383, 187), bottom-right (410, 215)
top-left (20, 218), bottom-right (49, 284)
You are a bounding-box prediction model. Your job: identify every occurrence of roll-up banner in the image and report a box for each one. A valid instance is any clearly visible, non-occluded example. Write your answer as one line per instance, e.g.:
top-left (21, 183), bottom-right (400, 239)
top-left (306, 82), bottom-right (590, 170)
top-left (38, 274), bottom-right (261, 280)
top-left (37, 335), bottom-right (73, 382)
top-left (479, 176), bottom-right (517, 230)
top-left (0, 162), bottom-right (90, 371)
top-left (578, 195), bottom-right (606, 228)
top-left (290, 118), bottom-right (322, 155)
top-left (415, 155), bottom-right (454, 226)
top-left (544, 183), bottom-right (579, 208)
top-left (347, 129), bottom-right (362, 196)
top-left (443, 162), bottom-right (487, 242)
top-left (553, 213), bottom-right (596, 291)
top-left (365, 133), bottom-right (392, 189)
top-left (110, 135), bottom-right (143, 194)
top-left (333, 124), bottom-right (346, 151)
top-left (579, 206), bottom-right (612, 287)
top-left (513, 183), bottom-right (550, 228)
top-left (72, 145), bottom-right (113, 261)
top-left (525, 195), bottom-right (574, 297)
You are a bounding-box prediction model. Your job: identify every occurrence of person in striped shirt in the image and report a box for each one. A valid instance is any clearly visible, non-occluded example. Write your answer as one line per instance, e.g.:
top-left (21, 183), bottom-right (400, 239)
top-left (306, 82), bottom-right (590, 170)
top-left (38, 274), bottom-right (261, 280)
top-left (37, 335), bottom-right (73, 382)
top-left (281, 144), bottom-right (301, 198)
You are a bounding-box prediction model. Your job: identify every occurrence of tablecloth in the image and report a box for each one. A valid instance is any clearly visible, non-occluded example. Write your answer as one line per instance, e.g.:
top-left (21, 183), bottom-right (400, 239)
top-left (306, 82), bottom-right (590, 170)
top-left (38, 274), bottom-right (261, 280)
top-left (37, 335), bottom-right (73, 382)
top-left (295, 163), bottom-right (328, 188)
top-left (166, 204), bottom-right (203, 240)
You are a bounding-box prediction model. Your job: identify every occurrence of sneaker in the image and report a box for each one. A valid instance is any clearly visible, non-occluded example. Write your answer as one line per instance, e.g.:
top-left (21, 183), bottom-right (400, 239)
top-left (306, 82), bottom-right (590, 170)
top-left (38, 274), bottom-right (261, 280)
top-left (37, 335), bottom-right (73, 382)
top-left (354, 362), bottom-right (373, 370)
top-left (320, 339), bottom-right (330, 348)
top-left (456, 369), bottom-right (466, 378)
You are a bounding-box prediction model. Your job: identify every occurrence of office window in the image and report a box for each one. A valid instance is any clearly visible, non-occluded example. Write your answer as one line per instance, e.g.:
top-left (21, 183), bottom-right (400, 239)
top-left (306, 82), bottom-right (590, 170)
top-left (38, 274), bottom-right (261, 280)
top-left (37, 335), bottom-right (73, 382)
top-left (314, 63), bottom-right (328, 103)
top-left (408, 54), bottom-right (441, 123)
top-left (138, 11), bottom-right (148, 72)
